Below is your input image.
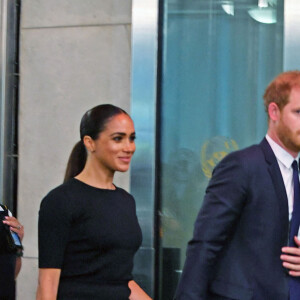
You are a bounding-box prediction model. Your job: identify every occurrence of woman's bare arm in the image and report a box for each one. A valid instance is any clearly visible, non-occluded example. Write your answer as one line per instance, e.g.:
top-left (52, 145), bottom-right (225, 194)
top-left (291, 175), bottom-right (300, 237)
top-left (129, 280), bottom-right (152, 300)
top-left (36, 268), bottom-right (61, 300)
top-left (15, 257), bottom-right (22, 278)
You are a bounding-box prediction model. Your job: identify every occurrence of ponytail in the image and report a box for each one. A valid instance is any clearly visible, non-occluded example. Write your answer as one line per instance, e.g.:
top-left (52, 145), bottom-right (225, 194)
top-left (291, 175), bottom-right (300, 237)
top-left (64, 141), bottom-right (87, 183)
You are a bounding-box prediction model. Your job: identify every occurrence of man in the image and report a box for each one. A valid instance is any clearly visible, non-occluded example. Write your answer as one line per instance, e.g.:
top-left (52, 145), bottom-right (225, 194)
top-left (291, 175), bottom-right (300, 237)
top-left (174, 71), bottom-right (300, 300)
top-left (0, 205), bottom-right (24, 300)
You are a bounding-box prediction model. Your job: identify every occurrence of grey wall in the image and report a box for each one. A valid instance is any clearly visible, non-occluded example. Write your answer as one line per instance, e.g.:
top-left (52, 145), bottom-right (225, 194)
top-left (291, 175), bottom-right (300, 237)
top-left (17, 1), bottom-right (132, 298)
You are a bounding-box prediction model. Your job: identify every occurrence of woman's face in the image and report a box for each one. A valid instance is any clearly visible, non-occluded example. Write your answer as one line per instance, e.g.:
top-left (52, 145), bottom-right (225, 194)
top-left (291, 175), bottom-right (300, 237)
top-left (90, 113), bottom-right (136, 173)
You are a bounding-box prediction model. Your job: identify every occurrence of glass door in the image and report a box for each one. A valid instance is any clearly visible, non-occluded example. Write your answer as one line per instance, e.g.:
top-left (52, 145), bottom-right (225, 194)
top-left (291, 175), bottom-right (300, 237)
top-left (131, 0), bottom-right (300, 298)
top-left (158, 0), bottom-right (283, 298)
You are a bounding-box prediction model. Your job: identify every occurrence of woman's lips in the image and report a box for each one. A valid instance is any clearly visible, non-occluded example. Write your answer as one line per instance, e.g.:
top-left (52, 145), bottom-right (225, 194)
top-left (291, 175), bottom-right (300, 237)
top-left (119, 156), bottom-right (131, 163)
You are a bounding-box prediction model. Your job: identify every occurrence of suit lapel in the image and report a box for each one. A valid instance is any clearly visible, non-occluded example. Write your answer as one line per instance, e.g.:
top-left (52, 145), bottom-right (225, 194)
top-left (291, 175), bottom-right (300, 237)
top-left (260, 138), bottom-right (289, 230)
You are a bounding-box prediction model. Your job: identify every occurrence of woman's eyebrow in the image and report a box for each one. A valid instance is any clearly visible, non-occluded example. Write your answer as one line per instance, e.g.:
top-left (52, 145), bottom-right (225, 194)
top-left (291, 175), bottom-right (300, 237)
top-left (110, 132), bottom-right (126, 136)
top-left (110, 132), bottom-right (136, 137)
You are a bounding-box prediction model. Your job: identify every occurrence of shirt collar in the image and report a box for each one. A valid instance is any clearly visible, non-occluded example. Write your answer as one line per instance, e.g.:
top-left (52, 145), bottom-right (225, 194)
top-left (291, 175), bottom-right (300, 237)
top-left (266, 134), bottom-right (300, 169)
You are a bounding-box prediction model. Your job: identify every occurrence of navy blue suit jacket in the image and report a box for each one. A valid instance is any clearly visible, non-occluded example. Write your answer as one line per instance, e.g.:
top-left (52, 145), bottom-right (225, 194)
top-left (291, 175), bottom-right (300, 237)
top-left (174, 138), bottom-right (291, 300)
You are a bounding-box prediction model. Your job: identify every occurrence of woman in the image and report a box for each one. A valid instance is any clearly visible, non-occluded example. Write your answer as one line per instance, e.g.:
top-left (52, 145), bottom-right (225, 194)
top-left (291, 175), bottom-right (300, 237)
top-left (0, 205), bottom-right (24, 299)
top-left (36, 104), bottom-right (151, 300)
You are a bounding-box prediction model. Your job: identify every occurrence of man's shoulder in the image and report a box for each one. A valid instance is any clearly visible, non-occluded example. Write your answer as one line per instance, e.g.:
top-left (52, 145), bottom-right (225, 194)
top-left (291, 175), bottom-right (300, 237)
top-left (210, 140), bottom-right (268, 183)
top-left (225, 141), bottom-right (264, 161)
top-left (215, 140), bottom-right (271, 175)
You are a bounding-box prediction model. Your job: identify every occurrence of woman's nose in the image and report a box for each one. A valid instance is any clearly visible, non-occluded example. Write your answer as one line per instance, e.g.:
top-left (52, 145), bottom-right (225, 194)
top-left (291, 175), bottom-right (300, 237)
top-left (123, 140), bottom-right (135, 152)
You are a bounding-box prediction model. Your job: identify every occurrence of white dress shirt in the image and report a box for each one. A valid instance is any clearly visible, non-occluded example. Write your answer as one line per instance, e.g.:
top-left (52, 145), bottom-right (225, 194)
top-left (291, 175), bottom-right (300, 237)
top-left (266, 134), bottom-right (300, 221)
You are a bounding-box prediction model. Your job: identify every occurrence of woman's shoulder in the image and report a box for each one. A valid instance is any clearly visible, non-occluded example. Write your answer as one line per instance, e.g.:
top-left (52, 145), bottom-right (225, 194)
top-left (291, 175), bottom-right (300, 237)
top-left (40, 179), bottom-right (80, 209)
top-left (114, 185), bottom-right (134, 198)
top-left (114, 186), bottom-right (137, 207)
top-left (44, 179), bottom-right (74, 197)
top-left (39, 180), bottom-right (81, 227)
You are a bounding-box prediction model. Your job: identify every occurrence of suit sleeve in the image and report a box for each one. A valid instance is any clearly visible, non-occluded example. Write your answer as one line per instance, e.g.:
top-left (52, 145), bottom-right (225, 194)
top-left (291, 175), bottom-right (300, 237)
top-left (174, 152), bottom-right (248, 299)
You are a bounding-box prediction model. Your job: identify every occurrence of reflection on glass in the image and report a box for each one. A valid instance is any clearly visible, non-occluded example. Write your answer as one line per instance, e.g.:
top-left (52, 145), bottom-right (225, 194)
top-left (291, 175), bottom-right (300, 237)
top-left (158, 0), bottom-right (283, 298)
top-left (222, 1), bottom-right (235, 16)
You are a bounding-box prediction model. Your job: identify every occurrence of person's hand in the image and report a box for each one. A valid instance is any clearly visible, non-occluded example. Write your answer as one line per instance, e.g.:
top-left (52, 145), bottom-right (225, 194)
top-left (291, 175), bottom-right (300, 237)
top-left (281, 236), bottom-right (300, 276)
top-left (2, 216), bottom-right (24, 241)
top-left (128, 280), bottom-right (152, 300)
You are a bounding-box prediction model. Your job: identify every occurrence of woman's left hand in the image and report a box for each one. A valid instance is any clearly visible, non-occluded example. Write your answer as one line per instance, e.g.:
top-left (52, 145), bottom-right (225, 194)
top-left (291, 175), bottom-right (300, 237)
top-left (2, 216), bottom-right (24, 241)
top-left (129, 281), bottom-right (152, 300)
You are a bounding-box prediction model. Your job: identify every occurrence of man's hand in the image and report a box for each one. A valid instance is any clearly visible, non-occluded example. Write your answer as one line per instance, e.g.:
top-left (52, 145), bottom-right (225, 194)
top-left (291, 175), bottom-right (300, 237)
top-left (281, 236), bottom-right (300, 276)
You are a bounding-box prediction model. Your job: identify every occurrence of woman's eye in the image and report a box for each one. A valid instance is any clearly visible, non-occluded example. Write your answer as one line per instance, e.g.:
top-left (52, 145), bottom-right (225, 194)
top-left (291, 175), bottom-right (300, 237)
top-left (113, 136), bottom-right (122, 141)
top-left (130, 136), bottom-right (136, 142)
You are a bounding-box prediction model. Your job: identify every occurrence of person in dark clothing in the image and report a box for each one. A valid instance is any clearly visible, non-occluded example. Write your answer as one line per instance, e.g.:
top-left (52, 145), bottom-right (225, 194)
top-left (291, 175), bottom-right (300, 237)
top-left (174, 71), bottom-right (300, 300)
top-left (0, 205), bottom-right (24, 300)
top-left (36, 104), bottom-right (151, 300)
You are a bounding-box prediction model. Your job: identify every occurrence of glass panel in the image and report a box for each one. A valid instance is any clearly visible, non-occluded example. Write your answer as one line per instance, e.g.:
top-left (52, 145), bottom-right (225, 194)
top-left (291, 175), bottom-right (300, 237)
top-left (158, 0), bottom-right (283, 298)
top-left (284, 0), bottom-right (300, 70)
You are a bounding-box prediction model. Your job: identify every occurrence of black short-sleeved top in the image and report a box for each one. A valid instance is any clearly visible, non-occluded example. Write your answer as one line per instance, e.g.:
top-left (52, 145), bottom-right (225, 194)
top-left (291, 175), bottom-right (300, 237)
top-left (38, 178), bottom-right (142, 300)
top-left (0, 206), bottom-right (15, 299)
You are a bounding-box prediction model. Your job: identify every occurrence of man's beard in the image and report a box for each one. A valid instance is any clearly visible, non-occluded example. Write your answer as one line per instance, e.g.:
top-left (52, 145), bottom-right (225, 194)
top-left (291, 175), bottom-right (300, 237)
top-left (277, 122), bottom-right (300, 153)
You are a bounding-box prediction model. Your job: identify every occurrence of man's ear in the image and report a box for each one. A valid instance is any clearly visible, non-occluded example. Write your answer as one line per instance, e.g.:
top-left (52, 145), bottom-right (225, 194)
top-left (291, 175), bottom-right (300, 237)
top-left (268, 102), bottom-right (281, 121)
top-left (83, 136), bottom-right (95, 153)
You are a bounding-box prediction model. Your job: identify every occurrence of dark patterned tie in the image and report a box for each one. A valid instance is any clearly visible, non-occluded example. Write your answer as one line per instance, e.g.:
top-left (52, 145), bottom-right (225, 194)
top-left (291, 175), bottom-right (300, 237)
top-left (289, 160), bottom-right (300, 300)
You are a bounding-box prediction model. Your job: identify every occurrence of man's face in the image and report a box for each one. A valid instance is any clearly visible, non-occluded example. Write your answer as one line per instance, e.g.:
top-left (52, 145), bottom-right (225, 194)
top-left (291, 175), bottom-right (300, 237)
top-left (276, 87), bottom-right (300, 154)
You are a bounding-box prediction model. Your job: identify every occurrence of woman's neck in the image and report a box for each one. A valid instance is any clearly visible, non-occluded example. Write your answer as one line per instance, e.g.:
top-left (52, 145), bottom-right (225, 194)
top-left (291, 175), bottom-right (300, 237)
top-left (75, 159), bottom-right (115, 190)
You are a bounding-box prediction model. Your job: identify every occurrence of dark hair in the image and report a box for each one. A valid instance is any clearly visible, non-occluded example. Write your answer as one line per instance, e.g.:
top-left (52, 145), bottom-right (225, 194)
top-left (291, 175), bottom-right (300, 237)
top-left (63, 104), bottom-right (128, 182)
